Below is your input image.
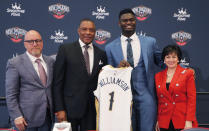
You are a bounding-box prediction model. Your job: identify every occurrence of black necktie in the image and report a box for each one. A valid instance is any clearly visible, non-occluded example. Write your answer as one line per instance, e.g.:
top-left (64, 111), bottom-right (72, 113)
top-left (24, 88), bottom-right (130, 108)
top-left (84, 45), bottom-right (90, 75)
top-left (126, 38), bottom-right (134, 67)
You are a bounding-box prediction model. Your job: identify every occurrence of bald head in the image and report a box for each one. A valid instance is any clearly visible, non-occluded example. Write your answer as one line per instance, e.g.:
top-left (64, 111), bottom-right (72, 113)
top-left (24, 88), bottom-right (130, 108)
top-left (24, 30), bottom-right (43, 58)
top-left (24, 30), bottom-right (42, 40)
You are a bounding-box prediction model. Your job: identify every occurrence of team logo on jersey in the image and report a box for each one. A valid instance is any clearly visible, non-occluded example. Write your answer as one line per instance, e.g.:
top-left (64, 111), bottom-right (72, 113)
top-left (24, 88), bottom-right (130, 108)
top-left (173, 8), bottom-right (190, 21)
top-left (50, 29), bottom-right (68, 43)
top-left (132, 5), bottom-right (152, 21)
top-left (5, 27), bottom-right (27, 43)
top-left (48, 3), bottom-right (70, 19)
top-left (180, 57), bottom-right (190, 67)
top-left (95, 29), bottom-right (111, 45)
top-left (6, 3), bottom-right (25, 16)
top-left (92, 5), bottom-right (109, 20)
top-left (171, 31), bottom-right (192, 46)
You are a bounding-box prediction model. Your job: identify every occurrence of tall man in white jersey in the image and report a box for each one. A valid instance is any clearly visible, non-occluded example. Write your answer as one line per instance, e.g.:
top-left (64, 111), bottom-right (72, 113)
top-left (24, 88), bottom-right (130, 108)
top-left (105, 9), bottom-right (163, 131)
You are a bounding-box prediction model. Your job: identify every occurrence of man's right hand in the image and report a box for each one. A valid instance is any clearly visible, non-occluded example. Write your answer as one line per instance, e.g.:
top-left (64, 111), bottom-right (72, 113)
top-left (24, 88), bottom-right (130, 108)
top-left (118, 60), bottom-right (131, 68)
top-left (14, 117), bottom-right (28, 131)
top-left (55, 110), bottom-right (67, 122)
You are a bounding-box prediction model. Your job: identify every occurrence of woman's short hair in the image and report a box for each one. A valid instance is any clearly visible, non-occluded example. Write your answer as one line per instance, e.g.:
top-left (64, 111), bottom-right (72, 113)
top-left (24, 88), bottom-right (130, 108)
top-left (162, 44), bottom-right (182, 61)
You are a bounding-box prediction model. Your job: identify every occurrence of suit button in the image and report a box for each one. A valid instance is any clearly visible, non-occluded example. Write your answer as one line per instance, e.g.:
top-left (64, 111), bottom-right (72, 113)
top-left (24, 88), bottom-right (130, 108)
top-left (160, 94), bottom-right (163, 97)
top-left (165, 103), bottom-right (168, 106)
top-left (176, 94), bottom-right (179, 97)
top-left (158, 85), bottom-right (160, 88)
top-left (176, 83), bottom-right (179, 87)
top-left (173, 102), bottom-right (175, 104)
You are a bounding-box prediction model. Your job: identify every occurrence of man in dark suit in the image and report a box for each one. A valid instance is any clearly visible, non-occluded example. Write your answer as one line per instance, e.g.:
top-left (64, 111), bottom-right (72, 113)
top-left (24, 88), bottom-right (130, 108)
top-left (52, 18), bottom-right (107, 131)
top-left (5, 30), bottom-right (54, 131)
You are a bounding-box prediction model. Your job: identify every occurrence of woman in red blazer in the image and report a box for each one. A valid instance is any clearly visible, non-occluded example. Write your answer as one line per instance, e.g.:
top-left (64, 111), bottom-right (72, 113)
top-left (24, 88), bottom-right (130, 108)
top-left (155, 45), bottom-right (198, 131)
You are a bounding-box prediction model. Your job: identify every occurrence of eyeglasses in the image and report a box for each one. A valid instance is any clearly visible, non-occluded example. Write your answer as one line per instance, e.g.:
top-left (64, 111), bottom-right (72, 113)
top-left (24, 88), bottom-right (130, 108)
top-left (24, 39), bottom-right (42, 44)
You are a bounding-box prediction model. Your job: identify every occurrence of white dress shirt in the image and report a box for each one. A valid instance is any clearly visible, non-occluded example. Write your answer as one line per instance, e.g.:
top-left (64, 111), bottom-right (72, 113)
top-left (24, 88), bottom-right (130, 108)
top-left (26, 51), bottom-right (48, 77)
top-left (79, 39), bottom-right (94, 74)
top-left (121, 33), bottom-right (141, 67)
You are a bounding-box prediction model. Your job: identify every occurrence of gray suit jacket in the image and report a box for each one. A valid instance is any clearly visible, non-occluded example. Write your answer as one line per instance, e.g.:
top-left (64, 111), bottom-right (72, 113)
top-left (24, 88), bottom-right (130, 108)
top-left (5, 53), bottom-right (54, 128)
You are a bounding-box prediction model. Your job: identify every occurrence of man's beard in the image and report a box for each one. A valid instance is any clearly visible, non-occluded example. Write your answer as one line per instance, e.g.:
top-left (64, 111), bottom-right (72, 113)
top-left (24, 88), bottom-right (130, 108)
top-left (31, 49), bottom-right (41, 57)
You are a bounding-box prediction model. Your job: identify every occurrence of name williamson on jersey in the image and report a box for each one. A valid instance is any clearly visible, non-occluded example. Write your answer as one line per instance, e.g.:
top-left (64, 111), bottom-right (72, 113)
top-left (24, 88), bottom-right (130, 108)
top-left (98, 77), bottom-right (130, 91)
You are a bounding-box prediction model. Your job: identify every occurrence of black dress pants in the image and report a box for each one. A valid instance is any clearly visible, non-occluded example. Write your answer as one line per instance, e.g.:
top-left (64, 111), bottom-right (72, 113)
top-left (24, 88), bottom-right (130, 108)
top-left (160, 121), bottom-right (182, 131)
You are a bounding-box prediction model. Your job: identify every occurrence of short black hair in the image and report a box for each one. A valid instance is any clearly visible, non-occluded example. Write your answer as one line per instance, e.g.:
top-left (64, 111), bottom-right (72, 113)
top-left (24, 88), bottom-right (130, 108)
top-left (79, 18), bottom-right (95, 27)
top-left (162, 44), bottom-right (182, 61)
top-left (119, 8), bottom-right (135, 19)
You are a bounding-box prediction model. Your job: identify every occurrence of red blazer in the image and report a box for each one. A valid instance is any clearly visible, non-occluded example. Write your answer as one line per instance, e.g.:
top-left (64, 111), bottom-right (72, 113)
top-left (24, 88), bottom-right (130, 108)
top-left (155, 65), bottom-right (198, 129)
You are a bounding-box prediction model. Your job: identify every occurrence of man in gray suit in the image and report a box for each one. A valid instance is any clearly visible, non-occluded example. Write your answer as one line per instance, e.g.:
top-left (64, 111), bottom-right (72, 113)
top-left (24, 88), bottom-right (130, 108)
top-left (5, 30), bottom-right (54, 131)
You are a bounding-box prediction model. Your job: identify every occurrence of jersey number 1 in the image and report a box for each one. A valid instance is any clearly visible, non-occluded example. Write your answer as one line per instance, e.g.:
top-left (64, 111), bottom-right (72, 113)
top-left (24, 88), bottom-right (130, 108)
top-left (109, 91), bottom-right (114, 111)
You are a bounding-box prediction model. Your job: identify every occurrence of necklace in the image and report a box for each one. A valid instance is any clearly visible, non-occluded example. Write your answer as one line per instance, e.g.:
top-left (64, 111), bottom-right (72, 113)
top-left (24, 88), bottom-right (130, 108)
top-left (167, 72), bottom-right (174, 77)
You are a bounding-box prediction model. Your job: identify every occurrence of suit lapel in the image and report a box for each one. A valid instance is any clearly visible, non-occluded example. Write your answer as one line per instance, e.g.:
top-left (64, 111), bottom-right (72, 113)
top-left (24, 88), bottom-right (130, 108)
top-left (169, 65), bottom-right (182, 95)
top-left (161, 69), bottom-right (172, 100)
top-left (91, 45), bottom-right (100, 77)
top-left (43, 55), bottom-right (52, 87)
top-left (22, 53), bottom-right (43, 87)
top-left (138, 36), bottom-right (149, 71)
top-left (112, 38), bottom-right (124, 63)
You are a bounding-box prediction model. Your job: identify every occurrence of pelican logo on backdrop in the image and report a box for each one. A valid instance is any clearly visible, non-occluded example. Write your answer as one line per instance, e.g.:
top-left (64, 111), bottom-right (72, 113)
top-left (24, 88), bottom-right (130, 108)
top-left (6, 3), bottom-right (25, 16)
top-left (95, 29), bottom-right (111, 45)
top-left (48, 3), bottom-right (70, 19)
top-left (171, 31), bottom-right (192, 46)
top-left (132, 5), bottom-right (152, 21)
top-left (5, 27), bottom-right (27, 43)
top-left (137, 31), bottom-right (146, 37)
top-left (180, 57), bottom-right (190, 67)
top-left (173, 8), bottom-right (190, 21)
top-left (92, 5), bottom-right (109, 20)
top-left (50, 29), bottom-right (68, 43)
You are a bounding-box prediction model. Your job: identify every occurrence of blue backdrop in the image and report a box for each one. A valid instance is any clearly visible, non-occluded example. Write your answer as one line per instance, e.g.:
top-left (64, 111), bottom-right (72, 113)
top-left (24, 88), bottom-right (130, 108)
top-left (1, 0), bottom-right (209, 128)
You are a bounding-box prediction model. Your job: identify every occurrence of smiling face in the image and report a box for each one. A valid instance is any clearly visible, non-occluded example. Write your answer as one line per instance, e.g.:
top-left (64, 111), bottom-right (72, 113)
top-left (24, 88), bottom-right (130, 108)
top-left (119, 13), bottom-right (136, 37)
top-left (164, 52), bottom-right (179, 69)
top-left (24, 30), bottom-right (43, 58)
top-left (78, 20), bottom-right (96, 45)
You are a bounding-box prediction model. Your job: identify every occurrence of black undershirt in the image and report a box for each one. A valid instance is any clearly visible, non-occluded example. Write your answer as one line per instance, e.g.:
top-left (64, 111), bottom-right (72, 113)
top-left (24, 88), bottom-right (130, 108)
top-left (166, 83), bottom-right (170, 90)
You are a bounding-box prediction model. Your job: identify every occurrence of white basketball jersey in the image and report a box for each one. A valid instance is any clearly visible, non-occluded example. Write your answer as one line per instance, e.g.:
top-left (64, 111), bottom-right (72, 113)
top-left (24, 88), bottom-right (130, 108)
top-left (94, 65), bottom-right (133, 131)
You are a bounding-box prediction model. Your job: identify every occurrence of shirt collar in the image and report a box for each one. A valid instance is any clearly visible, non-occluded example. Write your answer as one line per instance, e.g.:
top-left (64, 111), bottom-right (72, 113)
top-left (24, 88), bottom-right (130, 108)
top-left (79, 39), bottom-right (93, 49)
top-left (26, 51), bottom-right (44, 63)
top-left (121, 32), bottom-right (138, 42)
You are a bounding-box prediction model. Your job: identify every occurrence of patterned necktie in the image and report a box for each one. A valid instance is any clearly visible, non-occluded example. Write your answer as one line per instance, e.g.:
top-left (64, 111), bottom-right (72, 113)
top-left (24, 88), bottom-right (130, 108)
top-left (35, 59), bottom-right (47, 87)
top-left (84, 45), bottom-right (90, 75)
top-left (126, 38), bottom-right (134, 67)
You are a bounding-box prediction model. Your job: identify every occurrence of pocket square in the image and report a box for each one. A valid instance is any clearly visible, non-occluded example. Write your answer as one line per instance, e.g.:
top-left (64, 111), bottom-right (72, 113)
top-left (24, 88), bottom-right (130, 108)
top-left (99, 60), bottom-right (103, 65)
